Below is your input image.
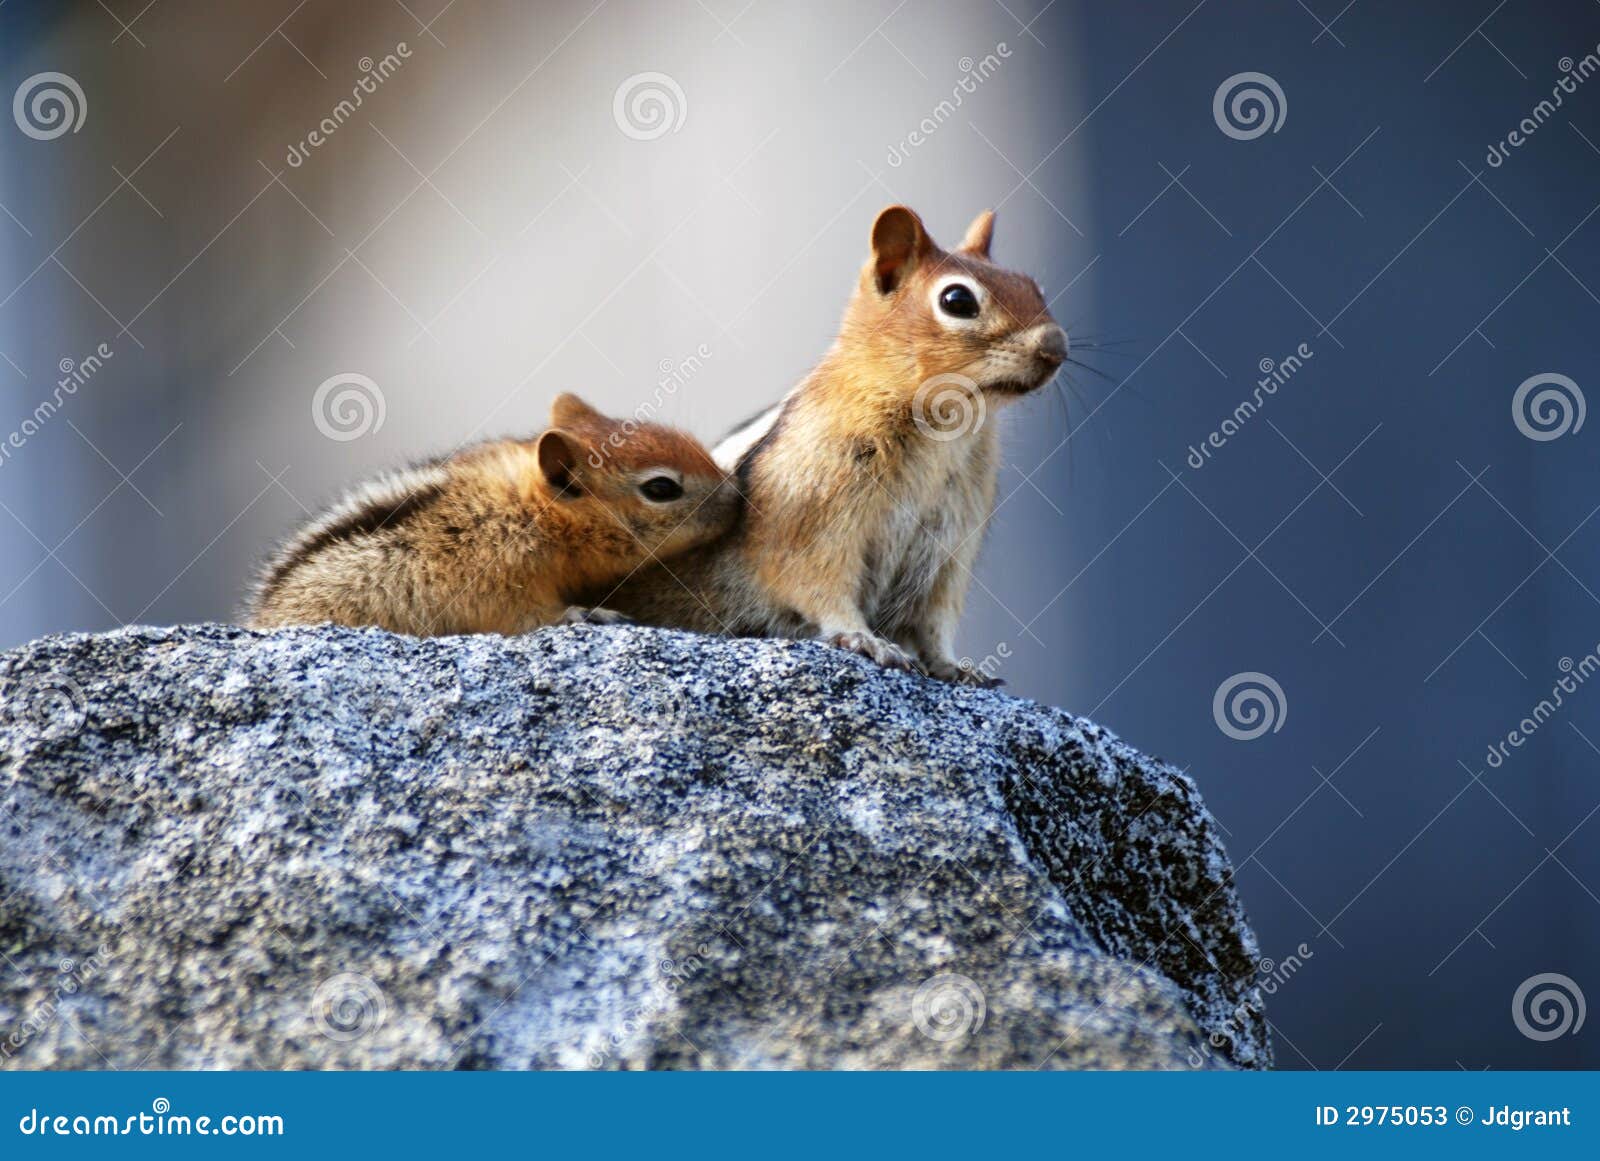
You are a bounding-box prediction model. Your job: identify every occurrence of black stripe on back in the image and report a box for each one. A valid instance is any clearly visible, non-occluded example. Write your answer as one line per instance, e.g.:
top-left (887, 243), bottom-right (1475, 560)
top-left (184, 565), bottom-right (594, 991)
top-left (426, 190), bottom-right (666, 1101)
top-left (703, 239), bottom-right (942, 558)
top-left (735, 401), bottom-right (789, 488)
top-left (257, 480), bottom-right (444, 603)
top-left (720, 402), bottom-right (782, 446)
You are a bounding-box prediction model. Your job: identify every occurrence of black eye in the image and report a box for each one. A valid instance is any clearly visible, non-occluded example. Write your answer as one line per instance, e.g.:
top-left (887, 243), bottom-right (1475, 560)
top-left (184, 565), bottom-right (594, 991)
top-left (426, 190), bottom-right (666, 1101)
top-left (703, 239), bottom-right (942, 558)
top-left (938, 282), bottom-right (980, 319)
top-left (639, 476), bottom-right (683, 502)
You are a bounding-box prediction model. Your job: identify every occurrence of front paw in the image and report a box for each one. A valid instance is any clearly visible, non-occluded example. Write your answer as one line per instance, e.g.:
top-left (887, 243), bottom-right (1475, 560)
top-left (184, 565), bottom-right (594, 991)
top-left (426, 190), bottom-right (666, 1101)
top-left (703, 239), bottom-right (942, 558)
top-left (824, 631), bottom-right (923, 674)
top-left (955, 667), bottom-right (1005, 689)
top-left (561, 605), bottom-right (636, 626)
top-left (925, 655), bottom-right (1005, 688)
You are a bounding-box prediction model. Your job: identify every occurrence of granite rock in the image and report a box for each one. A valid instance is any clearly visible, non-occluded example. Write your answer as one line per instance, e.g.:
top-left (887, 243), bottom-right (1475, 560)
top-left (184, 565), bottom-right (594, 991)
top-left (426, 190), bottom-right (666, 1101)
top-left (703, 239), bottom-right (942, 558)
top-left (0, 624), bottom-right (1270, 1069)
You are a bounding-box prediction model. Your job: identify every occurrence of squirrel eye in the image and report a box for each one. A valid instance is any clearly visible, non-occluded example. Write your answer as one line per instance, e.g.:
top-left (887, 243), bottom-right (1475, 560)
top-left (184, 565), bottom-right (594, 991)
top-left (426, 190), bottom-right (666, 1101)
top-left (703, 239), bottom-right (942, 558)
top-left (639, 476), bottom-right (683, 502)
top-left (938, 282), bottom-right (980, 319)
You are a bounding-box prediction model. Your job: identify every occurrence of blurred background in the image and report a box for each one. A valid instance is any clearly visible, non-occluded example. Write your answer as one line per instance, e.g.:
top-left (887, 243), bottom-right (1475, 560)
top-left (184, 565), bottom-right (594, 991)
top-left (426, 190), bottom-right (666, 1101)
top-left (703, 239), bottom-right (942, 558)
top-left (2, 0), bottom-right (1597, 1068)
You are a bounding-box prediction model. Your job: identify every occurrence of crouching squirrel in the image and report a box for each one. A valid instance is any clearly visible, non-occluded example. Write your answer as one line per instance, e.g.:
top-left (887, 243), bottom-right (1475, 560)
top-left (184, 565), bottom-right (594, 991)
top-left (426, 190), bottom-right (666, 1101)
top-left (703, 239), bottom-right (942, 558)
top-left (581, 205), bottom-right (1067, 685)
top-left (248, 393), bottom-right (739, 635)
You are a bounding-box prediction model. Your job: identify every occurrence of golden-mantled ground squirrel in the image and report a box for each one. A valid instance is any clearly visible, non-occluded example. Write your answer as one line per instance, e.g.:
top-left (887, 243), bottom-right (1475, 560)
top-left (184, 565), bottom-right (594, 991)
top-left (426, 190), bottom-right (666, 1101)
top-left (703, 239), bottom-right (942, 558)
top-left (583, 205), bottom-right (1066, 685)
top-left (248, 394), bottom-right (739, 635)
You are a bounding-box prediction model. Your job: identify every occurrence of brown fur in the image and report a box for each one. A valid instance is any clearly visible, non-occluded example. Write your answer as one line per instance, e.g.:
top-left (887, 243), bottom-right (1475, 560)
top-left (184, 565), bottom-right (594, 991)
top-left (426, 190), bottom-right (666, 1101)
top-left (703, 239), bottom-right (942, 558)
top-left (584, 206), bottom-right (1066, 683)
top-left (248, 394), bottom-right (739, 635)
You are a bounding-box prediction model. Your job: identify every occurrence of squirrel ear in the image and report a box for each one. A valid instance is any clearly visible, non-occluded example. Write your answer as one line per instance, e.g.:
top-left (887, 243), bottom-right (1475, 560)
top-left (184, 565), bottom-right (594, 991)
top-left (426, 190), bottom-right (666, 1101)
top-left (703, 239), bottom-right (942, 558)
top-left (536, 429), bottom-right (584, 494)
top-left (958, 210), bottom-right (994, 258)
top-left (549, 392), bottom-right (602, 428)
top-left (869, 205), bottom-right (932, 294)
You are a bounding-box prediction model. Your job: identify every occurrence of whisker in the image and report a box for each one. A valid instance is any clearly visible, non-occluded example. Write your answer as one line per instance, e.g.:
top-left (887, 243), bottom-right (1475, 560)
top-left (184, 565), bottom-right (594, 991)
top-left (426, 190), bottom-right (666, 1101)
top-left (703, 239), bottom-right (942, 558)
top-left (1053, 378), bottom-right (1075, 481)
top-left (1066, 339), bottom-right (1138, 356)
top-left (1065, 330), bottom-right (1135, 342)
top-left (1058, 372), bottom-right (1103, 432)
top-left (1063, 356), bottom-right (1118, 385)
top-left (1052, 378), bottom-right (1072, 430)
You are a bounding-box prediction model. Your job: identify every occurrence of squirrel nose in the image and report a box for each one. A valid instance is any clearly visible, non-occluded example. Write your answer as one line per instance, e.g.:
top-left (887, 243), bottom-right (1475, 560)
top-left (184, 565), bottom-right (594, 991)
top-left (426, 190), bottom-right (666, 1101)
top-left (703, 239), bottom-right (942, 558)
top-left (1032, 324), bottom-right (1068, 365)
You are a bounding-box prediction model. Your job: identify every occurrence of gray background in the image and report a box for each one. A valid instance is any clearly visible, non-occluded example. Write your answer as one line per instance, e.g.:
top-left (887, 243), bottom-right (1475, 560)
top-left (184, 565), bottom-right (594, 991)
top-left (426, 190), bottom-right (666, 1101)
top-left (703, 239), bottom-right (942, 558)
top-left (2, 0), bottom-right (1596, 1068)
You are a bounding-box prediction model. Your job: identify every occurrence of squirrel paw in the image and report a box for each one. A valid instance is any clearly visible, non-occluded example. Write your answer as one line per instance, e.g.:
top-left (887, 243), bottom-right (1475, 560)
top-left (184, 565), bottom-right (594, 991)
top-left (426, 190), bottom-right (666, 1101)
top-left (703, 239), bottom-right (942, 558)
top-left (560, 605), bottom-right (636, 626)
top-left (825, 631), bottom-right (923, 675)
top-left (955, 667), bottom-right (1006, 689)
top-left (922, 656), bottom-right (1003, 688)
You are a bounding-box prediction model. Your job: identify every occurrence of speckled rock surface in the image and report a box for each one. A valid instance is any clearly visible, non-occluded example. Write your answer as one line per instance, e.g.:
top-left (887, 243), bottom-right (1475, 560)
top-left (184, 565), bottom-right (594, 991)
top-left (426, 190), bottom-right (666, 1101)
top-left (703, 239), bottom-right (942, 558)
top-left (0, 623), bottom-right (1269, 1070)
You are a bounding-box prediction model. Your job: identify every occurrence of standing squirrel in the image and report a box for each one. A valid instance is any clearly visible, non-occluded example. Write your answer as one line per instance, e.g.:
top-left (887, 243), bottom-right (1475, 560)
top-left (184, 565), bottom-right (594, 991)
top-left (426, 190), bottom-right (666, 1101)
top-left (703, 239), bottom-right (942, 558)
top-left (248, 393), bottom-right (739, 635)
top-left (583, 205), bottom-right (1066, 684)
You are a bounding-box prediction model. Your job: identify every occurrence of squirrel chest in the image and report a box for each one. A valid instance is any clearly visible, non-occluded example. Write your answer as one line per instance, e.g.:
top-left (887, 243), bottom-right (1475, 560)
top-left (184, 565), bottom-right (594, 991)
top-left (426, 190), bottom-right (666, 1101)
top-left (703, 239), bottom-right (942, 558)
top-left (854, 426), bottom-right (998, 632)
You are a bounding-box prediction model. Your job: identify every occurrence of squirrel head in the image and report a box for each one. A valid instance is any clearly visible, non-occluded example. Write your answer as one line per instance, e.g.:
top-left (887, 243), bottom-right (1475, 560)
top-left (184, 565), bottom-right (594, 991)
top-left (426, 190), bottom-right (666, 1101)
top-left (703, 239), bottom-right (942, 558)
top-left (534, 393), bottom-right (740, 557)
top-left (844, 205), bottom-right (1066, 401)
